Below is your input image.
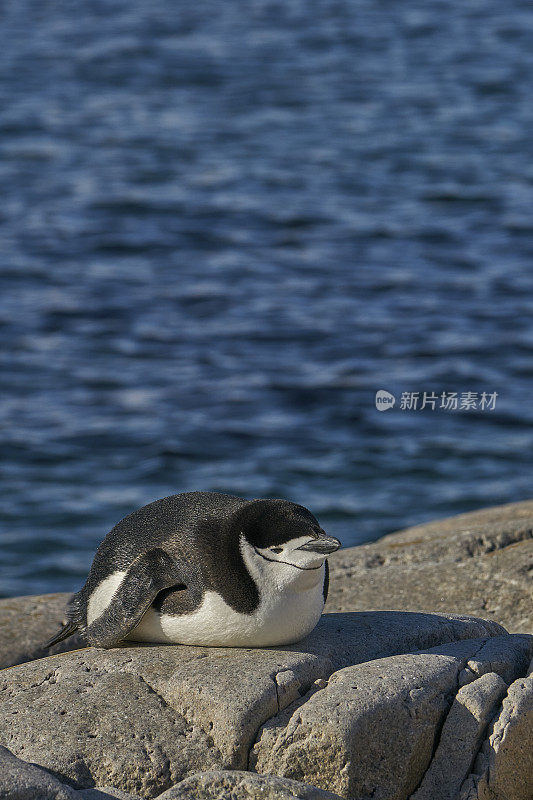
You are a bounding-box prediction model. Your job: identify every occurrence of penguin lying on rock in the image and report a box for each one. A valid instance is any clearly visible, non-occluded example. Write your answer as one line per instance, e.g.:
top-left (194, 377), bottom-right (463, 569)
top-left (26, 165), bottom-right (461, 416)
top-left (46, 491), bottom-right (341, 649)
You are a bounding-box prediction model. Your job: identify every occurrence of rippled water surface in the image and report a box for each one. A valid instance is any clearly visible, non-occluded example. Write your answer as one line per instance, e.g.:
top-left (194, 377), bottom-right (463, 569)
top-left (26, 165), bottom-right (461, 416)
top-left (1, 0), bottom-right (533, 596)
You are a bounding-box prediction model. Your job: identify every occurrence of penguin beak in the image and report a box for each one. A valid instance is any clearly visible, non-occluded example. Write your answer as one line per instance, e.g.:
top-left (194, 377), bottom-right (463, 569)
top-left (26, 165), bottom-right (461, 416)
top-left (297, 536), bottom-right (341, 554)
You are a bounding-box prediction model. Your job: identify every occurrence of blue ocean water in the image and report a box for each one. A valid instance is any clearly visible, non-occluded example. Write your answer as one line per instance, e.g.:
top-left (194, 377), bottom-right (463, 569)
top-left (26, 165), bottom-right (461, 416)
top-left (1, 0), bottom-right (533, 597)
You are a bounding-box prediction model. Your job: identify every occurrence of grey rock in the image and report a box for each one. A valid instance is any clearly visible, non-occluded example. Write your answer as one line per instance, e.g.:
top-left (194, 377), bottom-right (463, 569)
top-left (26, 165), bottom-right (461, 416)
top-left (0, 593), bottom-right (86, 670)
top-left (0, 746), bottom-right (140, 800)
top-left (0, 612), bottom-right (509, 799)
top-left (251, 640), bottom-right (468, 799)
top-left (457, 636), bottom-right (533, 688)
top-left (0, 661), bottom-right (223, 799)
top-left (327, 499), bottom-right (533, 634)
top-left (156, 770), bottom-right (343, 799)
top-left (251, 637), bottom-right (531, 800)
top-left (78, 790), bottom-right (143, 800)
top-left (290, 610), bottom-right (505, 673)
top-left (0, 637), bottom-right (333, 799)
top-left (0, 744), bottom-right (78, 800)
top-left (462, 672), bottom-right (533, 800)
top-left (462, 635), bottom-right (533, 686)
top-left (410, 672), bottom-right (508, 800)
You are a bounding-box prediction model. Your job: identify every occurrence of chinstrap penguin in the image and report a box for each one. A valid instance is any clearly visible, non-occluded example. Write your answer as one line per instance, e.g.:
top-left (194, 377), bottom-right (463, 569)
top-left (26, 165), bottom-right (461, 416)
top-left (46, 491), bottom-right (341, 649)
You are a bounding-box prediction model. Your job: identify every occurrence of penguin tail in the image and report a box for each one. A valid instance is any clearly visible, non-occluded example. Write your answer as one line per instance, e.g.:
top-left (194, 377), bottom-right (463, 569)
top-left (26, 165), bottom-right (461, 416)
top-left (44, 591), bottom-right (86, 649)
top-left (44, 620), bottom-right (80, 649)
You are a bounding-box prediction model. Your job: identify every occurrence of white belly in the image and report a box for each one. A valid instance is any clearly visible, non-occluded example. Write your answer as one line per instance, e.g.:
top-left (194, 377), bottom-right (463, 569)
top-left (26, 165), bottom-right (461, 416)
top-left (126, 564), bottom-right (326, 647)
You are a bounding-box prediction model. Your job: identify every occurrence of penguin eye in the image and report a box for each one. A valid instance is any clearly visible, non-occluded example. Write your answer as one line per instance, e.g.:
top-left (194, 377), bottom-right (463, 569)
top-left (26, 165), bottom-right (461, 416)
top-left (270, 546), bottom-right (283, 554)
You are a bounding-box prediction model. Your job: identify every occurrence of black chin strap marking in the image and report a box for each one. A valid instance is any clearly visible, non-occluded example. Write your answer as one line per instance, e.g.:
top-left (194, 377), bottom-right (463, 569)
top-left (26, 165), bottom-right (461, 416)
top-left (252, 546), bottom-right (322, 571)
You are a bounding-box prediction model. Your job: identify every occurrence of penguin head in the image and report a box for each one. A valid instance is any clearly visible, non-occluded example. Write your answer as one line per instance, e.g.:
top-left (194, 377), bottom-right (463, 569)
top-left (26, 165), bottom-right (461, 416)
top-left (238, 499), bottom-right (340, 582)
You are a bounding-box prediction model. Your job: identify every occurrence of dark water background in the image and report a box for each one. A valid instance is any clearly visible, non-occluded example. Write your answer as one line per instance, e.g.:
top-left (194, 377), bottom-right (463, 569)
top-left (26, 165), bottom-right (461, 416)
top-left (1, 0), bottom-right (533, 597)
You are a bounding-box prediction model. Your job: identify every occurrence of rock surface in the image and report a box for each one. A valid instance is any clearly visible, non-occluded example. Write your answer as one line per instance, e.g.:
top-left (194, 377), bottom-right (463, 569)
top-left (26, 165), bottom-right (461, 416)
top-left (410, 671), bottom-right (508, 800)
top-left (0, 747), bottom-right (339, 800)
top-left (0, 745), bottom-right (140, 800)
top-left (457, 666), bottom-right (533, 800)
top-left (0, 593), bottom-right (85, 670)
top-left (327, 499), bottom-right (533, 634)
top-left (0, 744), bottom-right (78, 800)
top-left (156, 770), bottom-right (343, 799)
top-left (251, 637), bottom-right (532, 800)
top-left (0, 611), bottom-right (517, 799)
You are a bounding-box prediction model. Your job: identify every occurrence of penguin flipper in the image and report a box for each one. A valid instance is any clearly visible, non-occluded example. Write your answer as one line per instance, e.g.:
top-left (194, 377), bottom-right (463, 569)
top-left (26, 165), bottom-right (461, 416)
top-left (86, 547), bottom-right (187, 648)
